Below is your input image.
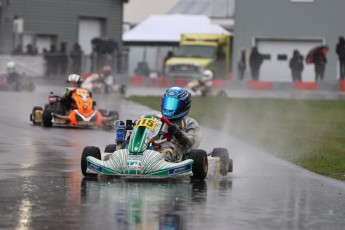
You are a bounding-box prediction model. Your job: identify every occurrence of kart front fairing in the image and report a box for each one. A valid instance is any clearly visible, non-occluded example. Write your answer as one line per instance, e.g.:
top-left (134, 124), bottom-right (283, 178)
top-left (52, 109), bottom-right (101, 127)
top-left (86, 148), bottom-right (193, 177)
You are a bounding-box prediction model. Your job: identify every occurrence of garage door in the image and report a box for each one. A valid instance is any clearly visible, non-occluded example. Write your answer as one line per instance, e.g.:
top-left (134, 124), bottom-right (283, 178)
top-left (78, 18), bottom-right (102, 55)
top-left (36, 35), bottom-right (55, 54)
top-left (257, 39), bottom-right (323, 82)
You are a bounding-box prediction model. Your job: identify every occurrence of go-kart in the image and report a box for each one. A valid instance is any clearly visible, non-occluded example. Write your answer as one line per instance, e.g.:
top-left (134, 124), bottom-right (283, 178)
top-left (82, 73), bottom-right (126, 95)
top-left (81, 113), bottom-right (233, 180)
top-left (0, 73), bottom-right (35, 92)
top-left (30, 88), bottom-right (118, 129)
top-left (184, 79), bottom-right (227, 97)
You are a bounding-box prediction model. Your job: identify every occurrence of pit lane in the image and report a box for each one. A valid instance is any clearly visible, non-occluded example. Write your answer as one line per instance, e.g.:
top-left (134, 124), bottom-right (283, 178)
top-left (0, 83), bottom-right (345, 230)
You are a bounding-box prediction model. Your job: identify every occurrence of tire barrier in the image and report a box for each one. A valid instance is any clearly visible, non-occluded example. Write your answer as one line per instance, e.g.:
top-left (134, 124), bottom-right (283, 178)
top-left (248, 80), bottom-right (273, 90)
top-left (130, 75), bottom-right (229, 88)
top-left (340, 80), bottom-right (345, 92)
top-left (294, 81), bottom-right (318, 91)
top-left (130, 76), bottom-right (344, 92)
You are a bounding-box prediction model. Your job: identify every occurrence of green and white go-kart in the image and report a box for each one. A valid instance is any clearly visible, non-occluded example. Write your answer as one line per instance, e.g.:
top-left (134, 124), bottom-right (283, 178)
top-left (81, 113), bottom-right (232, 180)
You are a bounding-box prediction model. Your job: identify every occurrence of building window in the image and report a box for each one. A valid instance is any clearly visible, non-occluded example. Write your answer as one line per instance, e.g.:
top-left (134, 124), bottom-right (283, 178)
top-left (262, 54), bottom-right (271, 60)
top-left (277, 54), bottom-right (287, 61)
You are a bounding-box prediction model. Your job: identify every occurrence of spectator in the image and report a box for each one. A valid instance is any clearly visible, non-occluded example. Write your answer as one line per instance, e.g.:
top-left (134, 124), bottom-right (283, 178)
top-left (336, 36), bottom-right (345, 80)
top-left (249, 47), bottom-right (264, 80)
top-left (59, 42), bottom-right (68, 76)
top-left (313, 48), bottom-right (327, 81)
top-left (237, 48), bottom-right (246, 80)
top-left (289, 49), bottom-right (304, 82)
top-left (70, 43), bottom-right (83, 75)
top-left (12, 45), bottom-right (23, 55)
top-left (43, 48), bottom-right (49, 76)
top-left (26, 44), bottom-right (37, 55)
top-left (47, 44), bottom-right (58, 77)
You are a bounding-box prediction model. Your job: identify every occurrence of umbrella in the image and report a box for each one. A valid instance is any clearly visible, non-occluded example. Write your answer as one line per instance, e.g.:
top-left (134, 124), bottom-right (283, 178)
top-left (306, 45), bottom-right (329, 64)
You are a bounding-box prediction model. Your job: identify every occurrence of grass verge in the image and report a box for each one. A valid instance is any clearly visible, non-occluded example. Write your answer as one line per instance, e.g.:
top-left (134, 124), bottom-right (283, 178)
top-left (127, 96), bottom-right (345, 180)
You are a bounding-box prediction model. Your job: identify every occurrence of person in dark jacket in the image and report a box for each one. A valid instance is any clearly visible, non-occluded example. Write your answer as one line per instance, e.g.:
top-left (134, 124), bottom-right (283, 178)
top-left (249, 47), bottom-right (264, 80)
top-left (238, 48), bottom-right (246, 80)
top-left (289, 50), bottom-right (304, 82)
top-left (336, 36), bottom-right (345, 80)
top-left (70, 43), bottom-right (83, 75)
top-left (59, 42), bottom-right (69, 76)
top-left (313, 48), bottom-right (327, 81)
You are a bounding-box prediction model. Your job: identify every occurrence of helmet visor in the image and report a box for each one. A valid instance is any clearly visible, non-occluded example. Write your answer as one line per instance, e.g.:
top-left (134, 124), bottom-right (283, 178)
top-left (162, 97), bottom-right (183, 111)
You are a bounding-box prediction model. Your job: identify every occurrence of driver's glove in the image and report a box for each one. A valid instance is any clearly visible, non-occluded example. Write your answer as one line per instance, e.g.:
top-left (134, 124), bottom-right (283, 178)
top-left (168, 124), bottom-right (183, 139)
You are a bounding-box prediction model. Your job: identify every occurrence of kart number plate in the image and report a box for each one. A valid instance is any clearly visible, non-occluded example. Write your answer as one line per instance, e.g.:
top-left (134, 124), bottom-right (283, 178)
top-left (136, 118), bottom-right (157, 131)
top-left (76, 88), bottom-right (89, 97)
top-left (79, 121), bottom-right (95, 126)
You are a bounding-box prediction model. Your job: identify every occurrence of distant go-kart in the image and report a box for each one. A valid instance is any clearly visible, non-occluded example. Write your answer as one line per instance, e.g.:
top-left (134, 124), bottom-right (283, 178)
top-left (0, 73), bottom-right (35, 92)
top-left (30, 88), bottom-right (118, 129)
top-left (81, 113), bottom-right (233, 180)
top-left (184, 79), bottom-right (227, 97)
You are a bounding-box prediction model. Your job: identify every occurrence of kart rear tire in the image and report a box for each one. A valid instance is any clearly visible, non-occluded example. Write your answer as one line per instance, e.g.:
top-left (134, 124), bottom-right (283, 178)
top-left (189, 149), bottom-right (208, 180)
top-left (228, 159), bottom-right (233, 172)
top-left (120, 85), bottom-right (126, 95)
top-left (99, 109), bottom-right (107, 116)
top-left (81, 146), bottom-right (102, 177)
top-left (211, 148), bottom-right (230, 176)
top-left (217, 90), bottom-right (227, 97)
top-left (108, 110), bottom-right (119, 120)
top-left (42, 109), bottom-right (53, 127)
top-left (31, 106), bottom-right (43, 125)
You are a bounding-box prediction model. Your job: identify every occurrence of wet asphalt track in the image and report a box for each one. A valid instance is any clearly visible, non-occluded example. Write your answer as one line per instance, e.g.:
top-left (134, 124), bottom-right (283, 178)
top-left (0, 83), bottom-right (345, 230)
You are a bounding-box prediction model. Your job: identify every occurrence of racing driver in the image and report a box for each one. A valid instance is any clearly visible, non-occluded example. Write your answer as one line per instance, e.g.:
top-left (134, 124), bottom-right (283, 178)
top-left (159, 86), bottom-right (202, 162)
top-left (60, 74), bottom-right (91, 112)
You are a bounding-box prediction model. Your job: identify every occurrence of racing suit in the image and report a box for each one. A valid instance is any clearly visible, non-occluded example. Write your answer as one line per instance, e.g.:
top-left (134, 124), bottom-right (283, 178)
top-left (160, 116), bottom-right (202, 162)
top-left (60, 87), bottom-right (77, 112)
top-left (60, 87), bottom-right (92, 112)
top-left (82, 73), bottom-right (114, 93)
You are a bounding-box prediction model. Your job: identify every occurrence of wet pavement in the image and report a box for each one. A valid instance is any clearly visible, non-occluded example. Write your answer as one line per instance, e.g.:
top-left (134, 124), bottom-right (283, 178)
top-left (0, 83), bottom-right (345, 229)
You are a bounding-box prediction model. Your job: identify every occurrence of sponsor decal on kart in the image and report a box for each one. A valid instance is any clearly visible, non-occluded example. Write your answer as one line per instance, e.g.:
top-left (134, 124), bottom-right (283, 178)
top-left (87, 161), bottom-right (103, 173)
top-left (78, 121), bottom-right (95, 126)
top-left (168, 164), bottom-right (191, 175)
top-left (54, 118), bottom-right (67, 124)
top-left (127, 160), bottom-right (142, 172)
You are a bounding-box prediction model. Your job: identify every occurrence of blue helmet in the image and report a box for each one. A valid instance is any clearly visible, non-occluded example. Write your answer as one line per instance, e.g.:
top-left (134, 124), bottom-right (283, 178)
top-left (161, 87), bottom-right (191, 120)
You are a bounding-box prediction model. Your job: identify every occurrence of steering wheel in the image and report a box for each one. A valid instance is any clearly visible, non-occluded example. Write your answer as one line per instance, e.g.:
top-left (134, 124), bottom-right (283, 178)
top-left (141, 112), bottom-right (173, 127)
top-left (142, 113), bottom-right (173, 145)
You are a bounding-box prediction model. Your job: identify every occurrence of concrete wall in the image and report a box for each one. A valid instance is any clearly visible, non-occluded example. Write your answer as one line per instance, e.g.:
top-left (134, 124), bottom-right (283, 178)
top-left (0, 0), bottom-right (123, 54)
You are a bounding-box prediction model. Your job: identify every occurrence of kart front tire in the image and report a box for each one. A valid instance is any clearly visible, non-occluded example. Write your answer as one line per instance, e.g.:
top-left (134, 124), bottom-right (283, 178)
top-left (189, 149), bottom-right (208, 180)
top-left (81, 146), bottom-right (101, 177)
top-left (211, 148), bottom-right (230, 176)
top-left (42, 109), bottom-right (53, 127)
top-left (31, 106), bottom-right (43, 125)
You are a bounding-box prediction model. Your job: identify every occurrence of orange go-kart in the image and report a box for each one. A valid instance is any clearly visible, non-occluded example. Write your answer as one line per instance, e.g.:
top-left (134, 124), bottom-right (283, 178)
top-left (30, 88), bottom-right (118, 129)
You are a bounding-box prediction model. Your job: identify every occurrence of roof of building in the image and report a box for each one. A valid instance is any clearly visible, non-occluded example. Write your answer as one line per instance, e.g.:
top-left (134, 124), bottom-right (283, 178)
top-left (168, 0), bottom-right (235, 18)
top-left (123, 14), bottom-right (231, 46)
top-left (124, 0), bottom-right (180, 25)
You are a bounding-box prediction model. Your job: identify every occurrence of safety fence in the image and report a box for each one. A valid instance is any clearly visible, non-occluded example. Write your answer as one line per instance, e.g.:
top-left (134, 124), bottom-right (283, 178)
top-left (130, 75), bottom-right (345, 92)
top-left (130, 75), bottom-right (230, 89)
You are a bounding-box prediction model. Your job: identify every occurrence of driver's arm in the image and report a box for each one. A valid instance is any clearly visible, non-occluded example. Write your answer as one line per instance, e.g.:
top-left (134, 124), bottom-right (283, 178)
top-left (168, 118), bottom-right (201, 149)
